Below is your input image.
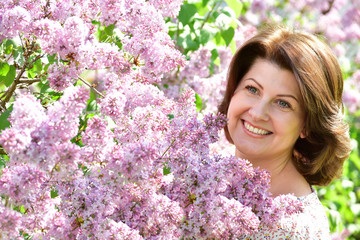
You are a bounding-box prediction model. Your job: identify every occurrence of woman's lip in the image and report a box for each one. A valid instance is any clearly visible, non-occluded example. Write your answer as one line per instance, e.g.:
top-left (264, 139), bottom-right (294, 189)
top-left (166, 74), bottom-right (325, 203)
top-left (242, 120), bottom-right (272, 136)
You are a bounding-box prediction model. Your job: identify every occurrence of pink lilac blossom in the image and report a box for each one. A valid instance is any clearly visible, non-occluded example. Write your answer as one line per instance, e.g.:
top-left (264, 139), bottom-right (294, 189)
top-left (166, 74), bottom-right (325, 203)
top-left (55, 177), bottom-right (118, 238)
top-left (0, 128), bottom-right (31, 154)
top-left (79, 42), bottom-right (131, 75)
top-left (94, 219), bottom-right (143, 240)
top-left (331, 228), bottom-right (351, 240)
top-left (114, 182), bottom-right (184, 239)
top-left (3, 86), bottom-right (88, 173)
top-left (179, 47), bottom-right (212, 81)
top-left (0, 0), bottom-right (47, 20)
top-left (8, 93), bottom-right (46, 129)
top-left (81, 116), bottom-right (115, 165)
top-left (47, 62), bottom-right (80, 91)
top-left (343, 87), bottom-right (360, 113)
top-left (356, 49), bottom-right (360, 64)
top-left (124, 31), bottom-right (185, 82)
top-left (122, 81), bottom-right (167, 112)
top-left (62, 16), bottom-right (90, 54)
top-left (350, 70), bottom-right (360, 89)
top-left (32, 19), bottom-right (66, 55)
top-left (206, 195), bottom-right (260, 238)
top-left (0, 203), bottom-right (23, 239)
top-left (234, 24), bottom-right (257, 48)
top-left (99, 89), bottom-right (127, 119)
top-left (318, 11), bottom-right (345, 42)
top-left (0, 6), bottom-right (31, 40)
top-left (148, 0), bottom-right (184, 18)
top-left (51, 0), bottom-right (87, 23)
top-left (0, 85), bottom-right (304, 239)
top-left (0, 1), bottom-right (311, 239)
top-left (46, 86), bottom-right (89, 141)
top-left (0, 165), bottom-right (47, 209)
top-left (98, 0), bottom-right (126, 27)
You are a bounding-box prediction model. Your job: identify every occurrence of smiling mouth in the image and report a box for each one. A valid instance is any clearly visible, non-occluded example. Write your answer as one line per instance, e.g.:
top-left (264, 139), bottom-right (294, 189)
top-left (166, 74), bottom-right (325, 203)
top-left (243, 120), bottom-right (272, 135)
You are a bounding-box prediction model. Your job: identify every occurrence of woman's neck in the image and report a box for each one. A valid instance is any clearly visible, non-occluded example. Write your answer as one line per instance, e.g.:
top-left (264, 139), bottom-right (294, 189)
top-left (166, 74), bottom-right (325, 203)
top-left (269, 159), bottom-right (312, 197)
top-left (236, 149), bottom-right (312, 197)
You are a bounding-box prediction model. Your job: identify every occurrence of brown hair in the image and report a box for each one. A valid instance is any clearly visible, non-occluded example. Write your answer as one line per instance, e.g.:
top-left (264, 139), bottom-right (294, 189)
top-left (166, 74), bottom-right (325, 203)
top-left (218, 25), bottom-right (351, 186)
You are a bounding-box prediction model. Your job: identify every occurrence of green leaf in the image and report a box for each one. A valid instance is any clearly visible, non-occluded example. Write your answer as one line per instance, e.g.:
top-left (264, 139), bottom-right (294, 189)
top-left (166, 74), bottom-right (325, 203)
top-left (40, 83), bottom-right (51, 93)
top-left (0, 105), bottom-right (12, 131)
top-left (202, 0), bottom-right (210, 6)
top-left (163, 164), bottom-right (171, 175)
top-left (105, 24), bottom-right (115, 35)
top-left (178, 4), bottom-right (198, 25)
top-left (214, 31), bottom-right (225, 45)
top-left (28, 58), bottom-right (43, 79)
top-left (194, 1), bottom-right (210, 16)
top-left (225, 0), bottom-right (243, 18)
top-left (195, 93), bottom-right (202, 111)
top-left (47, 54), bottom-right (56, 64)
top-left (33, 58), bottom-right (43, 72)
top-left (0, 62), bottom-right (10, 76)
top-left (185, 35), bottom-right (200, 51)
top-left (86, 99), bottom-right (97, 112)
top-left (176, 36), bottom-right (185, 49)
top-left (12, 47), bottom-right (24, 66)
top-left (5, 42), bottom-right (13, 55)
top-left (51, 189), bottom-right (59, 198)
top-left (211, 48), bottom-right (219, 62)
top-left (221, 27), bottom-right (235, 46)
top-left (199, 29), bottom-right (212, 45)
top-left (0, 65), bottom-right (15, 87)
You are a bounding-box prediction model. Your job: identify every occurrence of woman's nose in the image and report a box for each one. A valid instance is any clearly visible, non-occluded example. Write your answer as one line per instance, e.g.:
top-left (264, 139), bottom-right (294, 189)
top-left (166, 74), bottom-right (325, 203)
top-left (248, 101), bottom-right (269, 121)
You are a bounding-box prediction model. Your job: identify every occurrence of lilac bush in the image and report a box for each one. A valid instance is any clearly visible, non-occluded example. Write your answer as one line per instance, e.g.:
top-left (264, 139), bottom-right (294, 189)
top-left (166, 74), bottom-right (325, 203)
top-left (4, 0), bottom-right (360, 239)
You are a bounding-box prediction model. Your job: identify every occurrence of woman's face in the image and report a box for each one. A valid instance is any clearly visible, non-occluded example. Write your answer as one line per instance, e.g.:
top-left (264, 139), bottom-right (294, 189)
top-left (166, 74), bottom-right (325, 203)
top-left (227, 58), bottom-right (306, 163)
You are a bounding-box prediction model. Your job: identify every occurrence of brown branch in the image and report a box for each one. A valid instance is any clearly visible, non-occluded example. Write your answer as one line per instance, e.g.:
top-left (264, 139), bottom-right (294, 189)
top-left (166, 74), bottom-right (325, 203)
top-left (19, 78), bottom-right (41, 84)
top-left (322, 0), bottom-right (334, 15)
top-left (78, 76), bottom-right (105, 98)
top-left (0, 148), bottom-right (7, 155)
top-left (1, 53), bottom-right (44, 109)
top-left (0, 101), bottom-right (6, 113)
top-left (0, 68), bottom-right (25, 108)
top-left (200, 1), bottom-right (222, 30)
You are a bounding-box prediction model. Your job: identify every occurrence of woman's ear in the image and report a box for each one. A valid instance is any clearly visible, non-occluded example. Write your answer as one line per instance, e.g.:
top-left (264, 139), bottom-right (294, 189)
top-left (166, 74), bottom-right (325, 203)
top-left (300, 128), bottom-right (307, 138)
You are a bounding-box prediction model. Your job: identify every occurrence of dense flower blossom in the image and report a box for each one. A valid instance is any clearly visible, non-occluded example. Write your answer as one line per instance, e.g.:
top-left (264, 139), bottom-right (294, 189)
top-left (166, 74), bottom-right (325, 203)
top-left (5, 0), bottom-right (353, 239)
top-left (47, 63), bottom-right (80, 91)
top-left (32, 19), bottom-right (66, 56)
top-left (343, 88), bottom-right (360, 113)
top-left (179, 47), bottom-right (211, 81)
top-left (99, 89), bottom-right (127, 119)
top-left (147, 0), bottom-right (184, 17)
top-left (8, 93), bottom-right (46, 130)
top-left (94, 219), bottom-right (143, 240)
top-left (0, 6), bottom-right (31, 41)
top-left (0, 165), bottom-right (47, 208)
top-left (0, 203), bottom-right (23, 239)
top-left (79, 42), bottom-right (131, 75)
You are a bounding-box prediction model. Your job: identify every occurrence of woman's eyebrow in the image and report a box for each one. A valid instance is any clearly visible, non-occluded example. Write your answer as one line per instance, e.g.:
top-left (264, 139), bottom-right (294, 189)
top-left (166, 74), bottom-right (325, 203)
top-left (244, 78), bottom-right (263, 89)
top-left (278, 94), bottom-right (299, 103)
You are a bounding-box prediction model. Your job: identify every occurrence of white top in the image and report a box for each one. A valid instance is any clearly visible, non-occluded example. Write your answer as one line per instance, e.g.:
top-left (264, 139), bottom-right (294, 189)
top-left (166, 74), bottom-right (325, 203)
top-left (243, 190), bottom-right (330, 240)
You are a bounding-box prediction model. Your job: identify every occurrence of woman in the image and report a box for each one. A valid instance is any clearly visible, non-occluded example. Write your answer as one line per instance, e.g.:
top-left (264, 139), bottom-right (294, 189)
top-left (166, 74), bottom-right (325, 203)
top-left (218, 25), bottom-right (351, 239)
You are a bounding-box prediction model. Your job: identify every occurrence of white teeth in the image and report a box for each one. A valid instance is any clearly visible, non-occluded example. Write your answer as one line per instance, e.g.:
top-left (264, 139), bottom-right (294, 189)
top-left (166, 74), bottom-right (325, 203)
top-left (244, 121), bottom-right (271, 135)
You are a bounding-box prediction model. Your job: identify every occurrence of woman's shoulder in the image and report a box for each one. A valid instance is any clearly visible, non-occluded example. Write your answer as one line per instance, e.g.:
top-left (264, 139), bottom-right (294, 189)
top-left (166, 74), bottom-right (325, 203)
top-left (243, 190), bottom-right (330, 240)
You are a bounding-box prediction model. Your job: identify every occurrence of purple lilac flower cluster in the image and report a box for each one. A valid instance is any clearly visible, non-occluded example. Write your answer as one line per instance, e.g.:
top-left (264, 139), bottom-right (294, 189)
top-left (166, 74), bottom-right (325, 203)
top-left (0, 85), bottom-right (302, 239)
top-left (0, 0), bottom-right (306, 239)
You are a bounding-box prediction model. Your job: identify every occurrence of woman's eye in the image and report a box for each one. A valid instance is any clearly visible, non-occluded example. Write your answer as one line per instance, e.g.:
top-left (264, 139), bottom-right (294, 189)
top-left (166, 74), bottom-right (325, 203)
top-left (277, 100), bottom-right (291, 109)
top-left (245, 86), bottom-right (258, 94)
